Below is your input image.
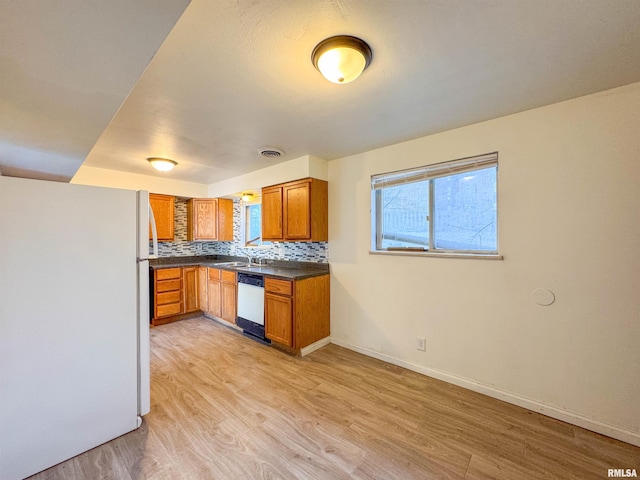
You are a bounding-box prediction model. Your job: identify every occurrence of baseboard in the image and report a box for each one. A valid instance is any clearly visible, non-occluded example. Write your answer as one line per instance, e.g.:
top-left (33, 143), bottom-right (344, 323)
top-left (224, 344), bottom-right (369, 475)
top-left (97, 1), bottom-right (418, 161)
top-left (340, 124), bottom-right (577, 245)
top-left (300, 337), bottom-right (331, 357)
top-left (330, 337), bottom-right (640, 447)
top-left (202, 313), bottom-right (243, 332)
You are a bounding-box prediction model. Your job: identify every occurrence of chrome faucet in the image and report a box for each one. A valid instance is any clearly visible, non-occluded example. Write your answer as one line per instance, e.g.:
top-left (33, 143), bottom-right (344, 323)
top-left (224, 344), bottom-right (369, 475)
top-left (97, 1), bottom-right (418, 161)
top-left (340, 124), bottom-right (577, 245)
top-left (246, 255), bottom-right (252, 266)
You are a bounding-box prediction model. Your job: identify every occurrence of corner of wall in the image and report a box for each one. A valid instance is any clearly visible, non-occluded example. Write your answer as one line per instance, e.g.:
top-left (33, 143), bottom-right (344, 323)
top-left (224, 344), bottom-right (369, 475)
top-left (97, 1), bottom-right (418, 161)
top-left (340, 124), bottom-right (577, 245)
top-left (308, 155), bottom-right (328, 181)
top-left (207, 154), bottom-right (328, 197)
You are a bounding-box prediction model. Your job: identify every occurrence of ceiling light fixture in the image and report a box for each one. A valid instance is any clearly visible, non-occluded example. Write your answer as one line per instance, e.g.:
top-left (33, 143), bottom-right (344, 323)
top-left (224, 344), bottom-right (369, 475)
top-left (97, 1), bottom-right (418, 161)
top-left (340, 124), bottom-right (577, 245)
top-left (147, 157), bottom-right (177, 172)
top-left (312, 35), bottom-right (372, 84)
top-left (241, 192), bottom-right (254, 202)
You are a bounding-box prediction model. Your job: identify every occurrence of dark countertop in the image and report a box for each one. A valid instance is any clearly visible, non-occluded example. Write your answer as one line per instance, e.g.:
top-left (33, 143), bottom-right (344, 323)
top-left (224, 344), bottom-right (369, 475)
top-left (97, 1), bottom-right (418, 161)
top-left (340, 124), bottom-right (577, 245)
top-left (149, 255), bottom-right (329, 280)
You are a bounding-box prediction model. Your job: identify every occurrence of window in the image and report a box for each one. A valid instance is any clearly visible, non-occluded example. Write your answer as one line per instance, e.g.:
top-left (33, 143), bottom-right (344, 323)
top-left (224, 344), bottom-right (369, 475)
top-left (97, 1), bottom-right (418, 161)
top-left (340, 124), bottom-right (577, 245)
top-left (371, 152), bottom-right (498, 255)
top-left (242, 199), bottom-right (263, 246)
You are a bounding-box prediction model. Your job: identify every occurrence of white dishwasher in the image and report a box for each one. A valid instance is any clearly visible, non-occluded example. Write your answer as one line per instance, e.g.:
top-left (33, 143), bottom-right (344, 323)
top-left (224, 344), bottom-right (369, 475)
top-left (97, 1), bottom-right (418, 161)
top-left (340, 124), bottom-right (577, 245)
top-left (236, 273), bottom-right (270, 344)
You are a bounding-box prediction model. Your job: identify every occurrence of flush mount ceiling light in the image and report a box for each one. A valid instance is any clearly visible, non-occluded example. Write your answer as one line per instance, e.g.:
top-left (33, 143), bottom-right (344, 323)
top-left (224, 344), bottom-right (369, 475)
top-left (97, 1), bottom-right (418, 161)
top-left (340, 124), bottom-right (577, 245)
top-left (311, 35), bottom-right (372, 84)
top-left (241, 192), bottom-right (254, 202)
top-left (147, 157), bottom-right (177, 172)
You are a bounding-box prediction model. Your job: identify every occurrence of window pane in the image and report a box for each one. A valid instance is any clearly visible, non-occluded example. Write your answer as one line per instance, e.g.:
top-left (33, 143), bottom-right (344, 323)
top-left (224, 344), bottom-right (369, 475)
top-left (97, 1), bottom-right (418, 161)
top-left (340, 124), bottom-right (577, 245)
top-left (433, 166), bottom-right (497, 251)
top-left (245, 204), bottom-right (262, 245)
top-left (379, 180), bottom-right (429, 249)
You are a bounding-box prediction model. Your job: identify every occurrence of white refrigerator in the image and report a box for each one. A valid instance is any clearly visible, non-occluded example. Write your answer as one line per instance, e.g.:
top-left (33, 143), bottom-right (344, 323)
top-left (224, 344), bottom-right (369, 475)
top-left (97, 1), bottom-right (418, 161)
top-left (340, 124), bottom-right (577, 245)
top-left (0, 176), bottom-right (153, 480)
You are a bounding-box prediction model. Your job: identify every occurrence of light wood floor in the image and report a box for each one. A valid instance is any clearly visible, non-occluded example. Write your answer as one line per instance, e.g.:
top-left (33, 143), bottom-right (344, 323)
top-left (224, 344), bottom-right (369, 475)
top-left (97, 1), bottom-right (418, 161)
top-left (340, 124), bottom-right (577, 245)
top-left (30, 316), bottom-right (639, 479)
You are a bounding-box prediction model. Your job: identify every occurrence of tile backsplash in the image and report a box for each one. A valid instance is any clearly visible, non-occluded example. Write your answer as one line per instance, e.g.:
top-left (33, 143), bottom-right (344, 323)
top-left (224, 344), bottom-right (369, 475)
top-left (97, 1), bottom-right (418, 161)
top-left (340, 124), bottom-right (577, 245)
top-left (152, 198), bottom-right (328, 263)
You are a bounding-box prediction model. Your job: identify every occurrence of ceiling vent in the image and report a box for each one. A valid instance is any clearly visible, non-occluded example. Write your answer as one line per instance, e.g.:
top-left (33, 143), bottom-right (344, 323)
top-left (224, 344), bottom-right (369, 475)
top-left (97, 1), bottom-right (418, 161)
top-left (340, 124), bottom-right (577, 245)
top-left (258, 147), bottom-right (284, 158)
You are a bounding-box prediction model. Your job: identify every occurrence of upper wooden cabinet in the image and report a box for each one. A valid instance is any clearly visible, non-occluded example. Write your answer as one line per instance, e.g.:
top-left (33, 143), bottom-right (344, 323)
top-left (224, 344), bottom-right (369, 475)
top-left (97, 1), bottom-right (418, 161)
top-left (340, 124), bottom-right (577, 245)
top-left (149, 194), bottom-right (175, 241)
top-left (261, 186), bottom-right (283, 240)
top-left (187, 198), bottom-right (233, 241)
top-left (187, 199), bottom-right (216, 240)
top-left (262, 178), bottom-right (328, 242)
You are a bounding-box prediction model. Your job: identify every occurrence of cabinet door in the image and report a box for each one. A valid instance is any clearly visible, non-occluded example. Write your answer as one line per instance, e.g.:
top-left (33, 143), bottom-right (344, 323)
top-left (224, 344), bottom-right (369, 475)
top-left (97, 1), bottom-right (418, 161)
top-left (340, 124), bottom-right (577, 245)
top-left (188, 199), bottom-right (217, 241)
top-left (262, 186), bottom-right (283, 240)
top-left (207, 279), bottom-right (221, 317)
top-left (207, 268), bottom-right (222, 318)
top-left (182, 267), bottom-right (199, 313)
top-left (221, 282), bottom-right (237, 324)
top-left (283, 181), bottom-right (311, 240)
top-left (149, 194), bottom-right (175, 241)
top-left (217, 198), bottom-right (234, 241)
top-left (197, 267), bottom-right (207, 311)
top-left (265, 292), bottom-right (293, 347)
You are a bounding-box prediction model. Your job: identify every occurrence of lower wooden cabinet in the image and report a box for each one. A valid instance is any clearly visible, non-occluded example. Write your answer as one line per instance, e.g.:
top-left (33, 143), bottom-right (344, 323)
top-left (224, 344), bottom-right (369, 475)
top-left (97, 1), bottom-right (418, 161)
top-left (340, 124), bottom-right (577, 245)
top-left (205, 268), bottom-right (237, 324)
top-left (152, 266), bottom-right (202, 325)
top-left (153, 266), bottom-right (329, 350)
top-left (153, 268), bottom-right (183, 324)
top-left (197, 267), bottom-right (207, 311)
top-left (265, 275), bottom-right (329, 351)
top-left (265, 291), bottom-right (293, 346)
top-left (220, 270), bottom-right (237, 323)
top-left (207, 268), bottom-right (222, 318)
top-left (182, 267), bottom-right (199, 313)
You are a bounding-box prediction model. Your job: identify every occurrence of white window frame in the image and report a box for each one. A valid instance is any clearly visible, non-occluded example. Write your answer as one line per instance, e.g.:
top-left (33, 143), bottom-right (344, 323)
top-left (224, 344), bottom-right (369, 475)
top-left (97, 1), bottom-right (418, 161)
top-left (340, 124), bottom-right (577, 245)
top-left (240, 197), bottom-right (266, 248)
top-left (370, 152), bottom-right (501, 258)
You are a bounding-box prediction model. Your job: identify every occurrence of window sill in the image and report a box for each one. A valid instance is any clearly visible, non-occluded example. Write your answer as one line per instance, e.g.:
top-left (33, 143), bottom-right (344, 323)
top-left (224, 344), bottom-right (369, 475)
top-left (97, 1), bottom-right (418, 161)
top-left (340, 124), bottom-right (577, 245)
top-left (369, 250), bottom-right (503, 260)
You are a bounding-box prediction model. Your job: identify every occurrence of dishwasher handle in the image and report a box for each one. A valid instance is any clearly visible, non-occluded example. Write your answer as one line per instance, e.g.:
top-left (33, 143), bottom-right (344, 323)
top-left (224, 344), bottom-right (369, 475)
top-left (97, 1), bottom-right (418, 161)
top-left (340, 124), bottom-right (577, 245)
top-left (237, 273), bottom-right (264, 288)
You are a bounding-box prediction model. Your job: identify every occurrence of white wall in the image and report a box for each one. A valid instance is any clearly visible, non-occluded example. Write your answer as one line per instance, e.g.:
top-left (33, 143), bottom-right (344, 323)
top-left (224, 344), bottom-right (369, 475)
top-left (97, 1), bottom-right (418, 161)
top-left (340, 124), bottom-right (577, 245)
top-left (72, 156), bottom-right (329, 200)
top-left (207, 155), bottom-right (328, 197)
top-left (328, 82), bottom-right (640, 445)
top-left (71, 165), bottom-right (208, 197)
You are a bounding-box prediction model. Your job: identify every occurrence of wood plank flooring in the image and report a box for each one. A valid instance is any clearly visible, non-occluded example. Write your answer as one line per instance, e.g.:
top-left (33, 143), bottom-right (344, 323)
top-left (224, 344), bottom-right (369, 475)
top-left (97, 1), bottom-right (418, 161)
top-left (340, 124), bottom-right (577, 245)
top-left (29, 317), bottom-right (640, 479)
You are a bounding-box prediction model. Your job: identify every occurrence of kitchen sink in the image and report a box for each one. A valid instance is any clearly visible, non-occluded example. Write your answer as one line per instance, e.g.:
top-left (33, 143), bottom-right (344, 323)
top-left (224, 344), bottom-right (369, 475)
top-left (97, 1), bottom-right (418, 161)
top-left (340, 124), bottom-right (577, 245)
top-left (213, 261), bottom-right (261, 268)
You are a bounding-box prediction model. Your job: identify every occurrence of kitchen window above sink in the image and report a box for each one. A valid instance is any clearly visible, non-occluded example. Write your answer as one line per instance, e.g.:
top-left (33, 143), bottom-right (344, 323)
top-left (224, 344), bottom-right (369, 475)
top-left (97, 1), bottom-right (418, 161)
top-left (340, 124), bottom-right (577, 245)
top-left (242, 197), bottom-right (263, 247)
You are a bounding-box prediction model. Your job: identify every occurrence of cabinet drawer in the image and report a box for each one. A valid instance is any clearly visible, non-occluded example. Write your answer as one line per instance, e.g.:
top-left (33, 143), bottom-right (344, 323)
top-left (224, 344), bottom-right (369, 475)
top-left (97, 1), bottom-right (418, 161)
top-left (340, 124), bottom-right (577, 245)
top-left (208, 268), bottom-right (221, 280)
top-left (156, 290), bottom-right (181, 305)
top-left (265, 278), bottom-right (293, 296)
top-left (156, 268), bottom-right (181, 280)
top-left (156, 279), bottom-right (181, 293)
top-left (221, 270), bottom-right (236, 284)
top-left (156, 302), bottom-right (182, 318)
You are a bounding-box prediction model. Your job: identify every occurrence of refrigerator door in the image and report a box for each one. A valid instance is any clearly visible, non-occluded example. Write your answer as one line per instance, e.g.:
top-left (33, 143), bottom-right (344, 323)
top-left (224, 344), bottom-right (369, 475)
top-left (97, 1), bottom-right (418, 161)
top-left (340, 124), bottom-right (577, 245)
top-left (136, 191), bottom-right (151, 418)
top-left (0, 177), bottom-right (140, 480)
top-left (137, 259), bottom-right (151, 418)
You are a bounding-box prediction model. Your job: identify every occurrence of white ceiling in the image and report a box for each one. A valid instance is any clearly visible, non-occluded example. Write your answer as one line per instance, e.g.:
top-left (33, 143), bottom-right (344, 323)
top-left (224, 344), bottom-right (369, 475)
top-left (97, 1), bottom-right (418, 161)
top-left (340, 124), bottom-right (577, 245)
top-left (3, 1), bottom-right (640, 184)
top-left (0, 0), bottom-right (190, 181)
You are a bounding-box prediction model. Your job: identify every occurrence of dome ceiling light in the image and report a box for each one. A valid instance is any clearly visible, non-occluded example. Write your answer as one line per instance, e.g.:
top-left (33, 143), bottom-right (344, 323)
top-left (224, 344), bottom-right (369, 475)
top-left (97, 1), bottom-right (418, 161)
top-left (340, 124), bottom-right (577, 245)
top-left (311, 35), bottom-right (372, 84)
top-left (147, 157), bottom-right (177, 172)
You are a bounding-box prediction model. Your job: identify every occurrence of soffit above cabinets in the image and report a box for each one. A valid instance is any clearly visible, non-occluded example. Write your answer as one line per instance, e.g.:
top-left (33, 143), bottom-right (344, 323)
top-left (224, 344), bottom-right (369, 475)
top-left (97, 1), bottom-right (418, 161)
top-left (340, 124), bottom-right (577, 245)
top-left (0, 0), bottom-right (191, 181)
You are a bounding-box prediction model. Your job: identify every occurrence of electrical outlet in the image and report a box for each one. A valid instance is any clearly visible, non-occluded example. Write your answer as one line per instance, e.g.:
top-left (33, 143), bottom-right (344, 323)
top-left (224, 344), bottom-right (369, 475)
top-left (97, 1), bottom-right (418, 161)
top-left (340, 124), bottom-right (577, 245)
top-left (417, 337), bottom-right (426, 351)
